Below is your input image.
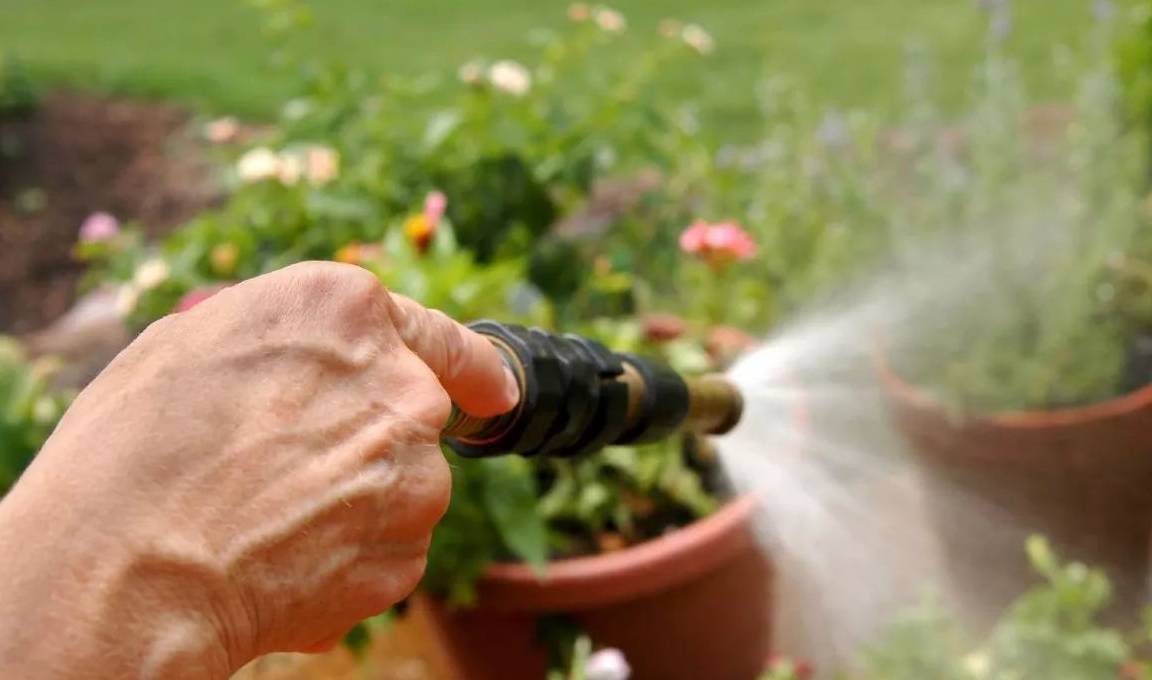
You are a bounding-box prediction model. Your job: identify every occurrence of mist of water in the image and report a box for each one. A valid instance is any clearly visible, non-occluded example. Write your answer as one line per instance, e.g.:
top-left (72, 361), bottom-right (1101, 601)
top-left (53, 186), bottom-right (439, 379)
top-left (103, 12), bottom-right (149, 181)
top-left (713, 218), bottom-right (1098, 673)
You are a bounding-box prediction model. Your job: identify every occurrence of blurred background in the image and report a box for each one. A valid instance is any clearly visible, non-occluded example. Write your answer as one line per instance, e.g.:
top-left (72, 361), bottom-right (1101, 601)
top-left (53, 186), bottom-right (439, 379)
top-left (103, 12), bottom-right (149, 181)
top-left (5, 1), bottom-right (1152, 679)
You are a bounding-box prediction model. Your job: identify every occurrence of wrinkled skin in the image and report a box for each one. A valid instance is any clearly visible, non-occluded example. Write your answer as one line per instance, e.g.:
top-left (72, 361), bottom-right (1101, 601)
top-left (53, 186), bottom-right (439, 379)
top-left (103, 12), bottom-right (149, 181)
top-left (0, 262), bottom-right (518, 679)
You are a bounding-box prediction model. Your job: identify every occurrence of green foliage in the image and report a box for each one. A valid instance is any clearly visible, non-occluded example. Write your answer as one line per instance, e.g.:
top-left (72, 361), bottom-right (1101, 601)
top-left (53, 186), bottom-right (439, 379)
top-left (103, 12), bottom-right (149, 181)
top-left (0, 339), bottom-right (69, 495)
top-left (877, 14), bottom-right (1152, 412)
top-left (1118, 0), bottom-right (1152, 163)
top-left (81, 4), bottom-right (720, 327)
top-left (0, 53), bottom-right (37, 119)
top-left (423, 451), bottom-right (547, 604)
top-left (851, 537), bottom-right (1149, 680)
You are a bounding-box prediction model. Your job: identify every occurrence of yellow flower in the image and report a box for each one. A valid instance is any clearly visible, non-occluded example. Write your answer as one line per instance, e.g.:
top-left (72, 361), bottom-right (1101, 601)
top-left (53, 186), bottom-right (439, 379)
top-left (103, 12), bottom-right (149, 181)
top-left (210, 243), bottom-right (239, 276)
top-left (404, 214), bottom-right (436, 253)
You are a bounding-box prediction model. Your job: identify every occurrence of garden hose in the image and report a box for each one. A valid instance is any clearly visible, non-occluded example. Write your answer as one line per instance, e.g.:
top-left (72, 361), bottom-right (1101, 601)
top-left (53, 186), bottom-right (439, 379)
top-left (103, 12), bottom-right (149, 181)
top-left (441, 321), bottom-right (743, 458)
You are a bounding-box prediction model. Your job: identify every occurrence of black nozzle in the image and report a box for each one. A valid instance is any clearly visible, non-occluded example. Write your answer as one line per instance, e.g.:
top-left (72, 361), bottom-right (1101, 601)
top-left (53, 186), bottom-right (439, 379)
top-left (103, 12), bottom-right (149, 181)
top-left (442, 321), bottom-right (728, 459)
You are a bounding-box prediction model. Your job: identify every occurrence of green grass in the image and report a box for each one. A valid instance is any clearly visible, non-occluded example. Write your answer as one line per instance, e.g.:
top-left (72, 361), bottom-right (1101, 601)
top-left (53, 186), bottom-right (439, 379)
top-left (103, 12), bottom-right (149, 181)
top-left (0, 0), bottom-right (1135, 131)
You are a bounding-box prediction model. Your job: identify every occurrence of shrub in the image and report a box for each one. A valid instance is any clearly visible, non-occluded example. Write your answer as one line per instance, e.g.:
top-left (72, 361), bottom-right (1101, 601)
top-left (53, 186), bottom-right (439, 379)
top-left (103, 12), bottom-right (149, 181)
top-left (0, 339), bottom-right (69, 494)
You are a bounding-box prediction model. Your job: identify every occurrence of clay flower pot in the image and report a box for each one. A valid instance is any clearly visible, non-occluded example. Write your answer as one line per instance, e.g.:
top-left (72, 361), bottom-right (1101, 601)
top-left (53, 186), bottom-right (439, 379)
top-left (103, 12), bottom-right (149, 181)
top-left (876, 352), bottom-right (1152, 625)
top-left (411, 494), bottom-right (772, 680)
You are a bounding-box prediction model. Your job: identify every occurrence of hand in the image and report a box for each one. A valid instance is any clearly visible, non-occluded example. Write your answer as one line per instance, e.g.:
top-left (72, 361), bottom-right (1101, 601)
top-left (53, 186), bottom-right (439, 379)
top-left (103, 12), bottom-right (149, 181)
top-left (0, 262), bottom-right (518, 679)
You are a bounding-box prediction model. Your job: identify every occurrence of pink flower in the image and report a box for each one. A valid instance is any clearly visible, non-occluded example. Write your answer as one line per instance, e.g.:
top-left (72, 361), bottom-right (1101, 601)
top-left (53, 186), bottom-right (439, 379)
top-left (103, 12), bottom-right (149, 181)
top-left (204, 117), bottom-right (240, 144)
top-left (679, 220), bottom-right (757, 265)
top-left (174, 284), bottom-right (230, 313)
top-left (707, 325), bottom-right (760, 363)
top-left (79, 212), bottom-right (120, 242)
top-left (304, 146), bottom-right (339, 186)
top-left (424, 190), bottom-right (447, 227)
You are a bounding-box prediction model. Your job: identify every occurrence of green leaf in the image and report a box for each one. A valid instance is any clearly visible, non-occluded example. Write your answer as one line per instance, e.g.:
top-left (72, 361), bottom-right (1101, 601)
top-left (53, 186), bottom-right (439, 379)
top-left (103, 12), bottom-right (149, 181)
top-left (480, 458), bottom-right (549, 570)
top-left (424, 110), bottom-right (462, 150)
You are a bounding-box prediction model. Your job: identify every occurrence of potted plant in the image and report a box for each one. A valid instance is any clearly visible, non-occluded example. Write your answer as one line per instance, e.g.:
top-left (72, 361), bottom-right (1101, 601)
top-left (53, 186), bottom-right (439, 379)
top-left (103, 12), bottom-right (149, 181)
top-left (870, 9), bottom-right (1152, 625)
top-left (70, 6), bottom-right (823, 674)
top-left (83, 155), bottom-right (784, 680)
top-left (843, 537), bottom-right (1152, 680)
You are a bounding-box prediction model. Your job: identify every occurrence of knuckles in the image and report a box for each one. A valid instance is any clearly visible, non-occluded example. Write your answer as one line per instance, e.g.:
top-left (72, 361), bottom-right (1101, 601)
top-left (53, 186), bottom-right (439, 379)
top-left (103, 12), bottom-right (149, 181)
top-left (268, 261), bottom-right (391, 329)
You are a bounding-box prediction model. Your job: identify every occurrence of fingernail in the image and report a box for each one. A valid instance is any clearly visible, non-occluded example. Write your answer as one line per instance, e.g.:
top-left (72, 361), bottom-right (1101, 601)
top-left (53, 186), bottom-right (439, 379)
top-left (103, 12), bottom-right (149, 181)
top-left (502, 364), bottom-right (521, 405)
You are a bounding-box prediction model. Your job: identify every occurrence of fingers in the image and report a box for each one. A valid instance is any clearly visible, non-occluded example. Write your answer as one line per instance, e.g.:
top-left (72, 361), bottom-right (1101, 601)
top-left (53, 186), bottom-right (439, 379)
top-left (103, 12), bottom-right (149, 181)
top-left (387, 295), bottom-right (520, 418)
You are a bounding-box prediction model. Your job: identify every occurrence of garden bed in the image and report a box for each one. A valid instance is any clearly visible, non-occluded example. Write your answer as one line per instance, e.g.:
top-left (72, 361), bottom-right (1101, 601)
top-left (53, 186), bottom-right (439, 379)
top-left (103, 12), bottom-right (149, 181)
top-left (0, 91), bottom-right (220, 333)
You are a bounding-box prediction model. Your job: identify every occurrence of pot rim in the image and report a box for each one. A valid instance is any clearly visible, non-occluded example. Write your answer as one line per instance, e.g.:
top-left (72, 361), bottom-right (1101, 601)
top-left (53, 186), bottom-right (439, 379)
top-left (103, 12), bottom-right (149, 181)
top-left (473, 494), bottom-right (762, 611)
top-left (873, 344), bottom-right (1152, 429)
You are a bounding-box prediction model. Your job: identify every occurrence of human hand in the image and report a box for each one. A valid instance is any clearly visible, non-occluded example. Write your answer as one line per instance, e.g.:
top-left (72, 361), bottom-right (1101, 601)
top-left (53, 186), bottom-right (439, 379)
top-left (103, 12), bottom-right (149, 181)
top-left (0, 262), bottom-right (518, 679)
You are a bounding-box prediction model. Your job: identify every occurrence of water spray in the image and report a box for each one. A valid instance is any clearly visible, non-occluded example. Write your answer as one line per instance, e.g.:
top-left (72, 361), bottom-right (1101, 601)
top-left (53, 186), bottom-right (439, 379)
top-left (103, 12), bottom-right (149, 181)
top-left (440, 321), bottom-right (744, 458)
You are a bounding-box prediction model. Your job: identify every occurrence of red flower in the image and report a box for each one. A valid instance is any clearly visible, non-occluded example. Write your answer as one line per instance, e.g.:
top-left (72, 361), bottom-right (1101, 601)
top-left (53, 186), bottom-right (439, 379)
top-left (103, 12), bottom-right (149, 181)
top-left (641, 313), bottom-right (687, 343)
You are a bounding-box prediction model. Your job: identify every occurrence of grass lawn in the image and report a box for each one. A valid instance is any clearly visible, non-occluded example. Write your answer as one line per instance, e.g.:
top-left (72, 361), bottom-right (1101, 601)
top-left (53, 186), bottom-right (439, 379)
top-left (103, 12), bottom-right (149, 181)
top-left (0, 0), bottom-right (1135, 133)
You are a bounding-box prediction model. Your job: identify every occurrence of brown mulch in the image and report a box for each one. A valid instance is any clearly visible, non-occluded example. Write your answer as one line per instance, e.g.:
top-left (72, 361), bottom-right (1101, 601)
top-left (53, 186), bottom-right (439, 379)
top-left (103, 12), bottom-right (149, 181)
top-left (0, 91), bottom-right (222, 334)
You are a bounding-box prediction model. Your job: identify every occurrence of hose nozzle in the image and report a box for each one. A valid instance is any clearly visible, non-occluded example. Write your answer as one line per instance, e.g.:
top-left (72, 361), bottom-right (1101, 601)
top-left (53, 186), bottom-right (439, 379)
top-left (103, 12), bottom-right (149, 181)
top-left (441, 321), bottom-right (743, 458)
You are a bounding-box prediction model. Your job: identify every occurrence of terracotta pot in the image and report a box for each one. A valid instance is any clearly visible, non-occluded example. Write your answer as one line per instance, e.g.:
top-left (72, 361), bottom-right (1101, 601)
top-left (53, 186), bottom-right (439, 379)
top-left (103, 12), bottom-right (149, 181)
top-left (876, 352), bottom-right (1152, 626)
top-left (411, 494), bottom-right (772, 680)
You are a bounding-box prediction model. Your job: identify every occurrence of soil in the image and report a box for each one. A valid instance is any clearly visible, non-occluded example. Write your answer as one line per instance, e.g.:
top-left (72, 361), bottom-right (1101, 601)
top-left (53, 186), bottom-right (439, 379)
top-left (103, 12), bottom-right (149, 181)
top-left (0, 91), bottom-right (222, 334)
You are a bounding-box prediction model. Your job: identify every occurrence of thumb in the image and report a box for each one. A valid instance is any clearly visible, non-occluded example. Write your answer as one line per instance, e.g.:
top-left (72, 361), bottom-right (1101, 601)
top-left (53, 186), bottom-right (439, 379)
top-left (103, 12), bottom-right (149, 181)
top-left (386, 294), bottom-right (520, 418)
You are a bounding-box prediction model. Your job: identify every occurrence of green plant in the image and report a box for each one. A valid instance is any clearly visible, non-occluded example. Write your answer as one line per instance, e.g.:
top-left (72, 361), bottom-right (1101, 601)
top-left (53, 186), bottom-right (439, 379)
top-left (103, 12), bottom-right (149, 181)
top-left (76, 5), bottom-right (755, 608)
top-left (421, 316), bottom-right (726, 606)
top-left (1117, 0), bottom-right (1152, 172)
top-left (0, 339), bottom-right (69, 495)
top-left (79, 1), bottom-right (714, 325)
top-left (877, 7), bottom-right (1152, 412)
top-left (0, 52), bottom-right (37, 119)
top-left (852, 536), bottom-right (1151, 680)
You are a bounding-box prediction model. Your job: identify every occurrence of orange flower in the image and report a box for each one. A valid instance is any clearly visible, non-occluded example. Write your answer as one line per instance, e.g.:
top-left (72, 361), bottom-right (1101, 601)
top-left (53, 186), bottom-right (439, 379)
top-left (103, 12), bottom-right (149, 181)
top-left (404, 215), bottom-right (435, 254)
top-left (334, 242), bottom-right (383, 266)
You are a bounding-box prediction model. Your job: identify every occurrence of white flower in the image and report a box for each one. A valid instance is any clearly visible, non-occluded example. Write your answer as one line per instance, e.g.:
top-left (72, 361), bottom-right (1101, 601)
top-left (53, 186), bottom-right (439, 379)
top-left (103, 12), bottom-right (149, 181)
top-left (115, 284), bottom-right (141, 319)
top-left (963, 652), bottom-right (990, 678)
top-left (236, 147), bottom-right (280, 182)
top-left (305, 146), bottom-right (339, 186)
top-left (32, 396), bottom-right (58, 424)
top-left (681, 24), bottom-right (715, 55)
top-left (204, 116), bottom-right (240, 144)
top-left (594, 6), bottom-right (627, 32)
top-left (133, 258), bottom-right (170, 290)
top-left (277, 153), bottom-right (303, 186)
top-left (487, 60), bottom-right (532, 96)
top-left (281, 98), bottom-right (312, 121)
top-left (458, 60), bottom-right (485, 85)
top-left (586, 648), bottom-right (631, 680)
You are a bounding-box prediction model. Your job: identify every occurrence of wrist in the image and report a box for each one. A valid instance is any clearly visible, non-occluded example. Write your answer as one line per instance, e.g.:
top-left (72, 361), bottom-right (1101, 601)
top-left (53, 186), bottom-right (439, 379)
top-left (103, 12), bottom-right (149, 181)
top-left (0, 475), bottom-right (249, 679)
